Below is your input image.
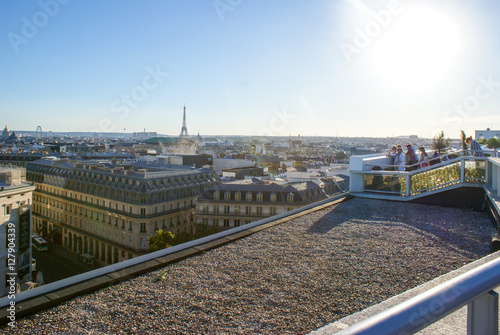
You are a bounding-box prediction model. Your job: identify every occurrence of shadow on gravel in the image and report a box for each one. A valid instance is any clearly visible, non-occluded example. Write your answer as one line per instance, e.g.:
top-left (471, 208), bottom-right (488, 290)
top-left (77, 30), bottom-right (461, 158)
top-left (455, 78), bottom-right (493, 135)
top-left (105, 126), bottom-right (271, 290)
top-left (306, 198), bottom-right (492, 259)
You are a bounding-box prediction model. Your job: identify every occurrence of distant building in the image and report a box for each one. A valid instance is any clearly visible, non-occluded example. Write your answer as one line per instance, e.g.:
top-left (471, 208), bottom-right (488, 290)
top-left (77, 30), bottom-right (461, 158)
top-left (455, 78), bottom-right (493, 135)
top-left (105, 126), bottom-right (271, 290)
top-left (0, 167), bottom-right (35, 297)
top-left (26, 158), bottom-right (220, 265)
top-left (2, 126), bottom-right (9, 139)
top-left (475, 128), bottom-right (500, 140)
top-left (133, 131), bottom-right (158, 140)
top-left (195, 180), bottom-right (338, 231)
top-left (222, 167), bottom-right (264, 179)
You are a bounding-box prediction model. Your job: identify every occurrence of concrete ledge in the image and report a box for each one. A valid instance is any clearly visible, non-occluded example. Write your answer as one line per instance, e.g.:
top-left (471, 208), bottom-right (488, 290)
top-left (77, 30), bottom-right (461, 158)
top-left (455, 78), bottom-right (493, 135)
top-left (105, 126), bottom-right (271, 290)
top-left (191, 237), bottom-right (234, 252)
top-left (154, 247), bottom-right (200, 266)
top-left (106, 259), bottom-right (163, 282)
top-left (45, 275), bottom-right (115, 305)
top-left (310, 251), bottom-right (500, 334)
top-left (0, 296), bottom-right (52, 325)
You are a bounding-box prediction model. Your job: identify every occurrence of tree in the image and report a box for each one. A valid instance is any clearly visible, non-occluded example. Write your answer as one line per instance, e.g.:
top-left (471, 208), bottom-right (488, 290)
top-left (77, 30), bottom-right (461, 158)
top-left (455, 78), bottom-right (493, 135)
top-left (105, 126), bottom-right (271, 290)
top-left (173, 231), bottom-right (192, 245)
top-left (486, 137), bottom-right (500, 150)
top-left (431, 131), bottom-right (450, 155)
top-left (460, 130), bottom-right (467, 151)
top-left (194, 223), bottom-right (218, 240)
top-left (147, 229), bottom-right (174, 252)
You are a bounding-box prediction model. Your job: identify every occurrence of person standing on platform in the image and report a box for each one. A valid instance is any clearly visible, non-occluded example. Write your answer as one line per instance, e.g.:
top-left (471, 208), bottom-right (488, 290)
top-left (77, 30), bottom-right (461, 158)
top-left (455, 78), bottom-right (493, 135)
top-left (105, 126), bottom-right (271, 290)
top-left (466, 136), bottom-right (485, 157)
top-left (405, 144), bottom-right (418, 171)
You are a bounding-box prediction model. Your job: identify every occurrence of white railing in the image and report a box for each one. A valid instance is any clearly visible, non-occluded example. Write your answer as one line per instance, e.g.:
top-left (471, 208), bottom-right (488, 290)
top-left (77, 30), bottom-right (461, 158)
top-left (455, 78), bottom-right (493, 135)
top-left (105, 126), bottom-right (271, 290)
top-left (332, 255), bottom-right (500, 335)
top-left (350, 150), bottom-right (495, 198)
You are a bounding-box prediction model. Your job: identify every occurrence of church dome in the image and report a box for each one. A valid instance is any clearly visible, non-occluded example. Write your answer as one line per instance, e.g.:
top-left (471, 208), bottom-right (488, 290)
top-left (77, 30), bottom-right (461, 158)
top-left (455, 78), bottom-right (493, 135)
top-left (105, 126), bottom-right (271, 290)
top-left (2, 125), bottom-right (9, 138)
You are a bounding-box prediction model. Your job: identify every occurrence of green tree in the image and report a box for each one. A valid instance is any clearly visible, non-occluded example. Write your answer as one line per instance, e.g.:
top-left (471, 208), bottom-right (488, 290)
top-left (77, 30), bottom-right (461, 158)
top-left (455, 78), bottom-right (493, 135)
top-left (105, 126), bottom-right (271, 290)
top-left (194, 223), bottom-right (218, 240)
top-left (431, 131), bottom-right (450, 155)
top-left (486, 137), bottom-right (500, 150)
top-left (460, 130), bottom-right (467, 151)
top-left (173, 231), bottom-right (192, 245)
top-left (147, 229), bottom-right (174, 252)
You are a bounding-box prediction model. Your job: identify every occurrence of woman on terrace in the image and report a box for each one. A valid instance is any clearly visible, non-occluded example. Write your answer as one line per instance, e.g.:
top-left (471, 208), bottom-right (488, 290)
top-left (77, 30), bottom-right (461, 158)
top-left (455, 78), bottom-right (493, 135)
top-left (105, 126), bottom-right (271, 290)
top-left (394, 147), bottom-right (405, 172)
top-left (418, 146), bottom-right (429, 168)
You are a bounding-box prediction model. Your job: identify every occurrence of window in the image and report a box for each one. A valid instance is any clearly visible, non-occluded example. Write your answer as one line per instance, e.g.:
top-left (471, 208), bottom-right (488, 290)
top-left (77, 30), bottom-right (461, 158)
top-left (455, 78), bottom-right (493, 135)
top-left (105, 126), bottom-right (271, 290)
top-left (256, 206), bottom-right (262, 215)
top-left (270, 207), bottom-right (276, 216)
top-left (224, 192), bottom-right (230, 201)
top-left (224, 205), bottom-right (230, 214)
top-left (214, 191), bottom-right (220, 200)
top-left (234, 219), bottom-right (240, 227)
top-left (287, 193), bottom-right (294, 203)
top-left (214, 218), bottom-right (219, 227)
top-left (214, 205), bottom-right (219, 214)
top-left (203, 205), bottom-right (208, 214)
top-left (270, 193), bottom-right (277, 202)
top-left (140, 223), bottom-right (146, 233)
top-left (245, 206), bottom-right (252, 215)
top-left (246, 193), bottom-right (252, 201)
top-left (256, 193), bottom-right (263, 202)
top-left (223, 219), bottom-right (230, 227)
top-left (5, 205), bottom-right (11, 215)
top-left (140, 208), bottom-right (146, 216)
top-left (235, 192), bottom-right (241, 201)
top-left (234, 205), bottom-right (240, 215)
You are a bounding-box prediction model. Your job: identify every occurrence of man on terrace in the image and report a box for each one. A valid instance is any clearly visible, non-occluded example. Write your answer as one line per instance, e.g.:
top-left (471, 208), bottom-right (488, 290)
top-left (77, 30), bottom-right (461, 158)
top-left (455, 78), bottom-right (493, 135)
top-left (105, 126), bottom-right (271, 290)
top-left (466, 136), bottom-right (485, 157)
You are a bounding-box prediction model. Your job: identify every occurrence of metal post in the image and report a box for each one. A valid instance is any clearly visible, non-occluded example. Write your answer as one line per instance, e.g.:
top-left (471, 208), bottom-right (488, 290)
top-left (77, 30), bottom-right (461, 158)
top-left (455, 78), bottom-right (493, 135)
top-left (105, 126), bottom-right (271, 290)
top-left (405, 174), bottom-right (411, 197)
top-left (467, 290), bottom-right (499, 335)
top-left (460, 159), bottom-right (465, 183)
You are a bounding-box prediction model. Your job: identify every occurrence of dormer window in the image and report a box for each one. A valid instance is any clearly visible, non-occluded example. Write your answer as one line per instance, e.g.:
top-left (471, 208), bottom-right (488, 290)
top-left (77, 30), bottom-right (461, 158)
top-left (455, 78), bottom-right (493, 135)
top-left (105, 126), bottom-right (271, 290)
top-left (214, 191), bottom-right (220, 200)
top-left (235, 192), bottom-right (241, 201)
top-left (224, 192), bottom-right (231, 201)
top-left (246, 192), bottom-right (252, 201)
top-left (287, 193), bottom-right (294, 203)
top-left (256, 193), bottom-right (263, 202)
top-left (270, 193), bottom-right (277, 202)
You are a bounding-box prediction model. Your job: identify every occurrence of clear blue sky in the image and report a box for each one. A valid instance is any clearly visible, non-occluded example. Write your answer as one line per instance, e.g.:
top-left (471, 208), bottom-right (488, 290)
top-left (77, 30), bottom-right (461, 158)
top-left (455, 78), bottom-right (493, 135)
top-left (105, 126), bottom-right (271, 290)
top-left (1, 0), bottom-right (500, 138)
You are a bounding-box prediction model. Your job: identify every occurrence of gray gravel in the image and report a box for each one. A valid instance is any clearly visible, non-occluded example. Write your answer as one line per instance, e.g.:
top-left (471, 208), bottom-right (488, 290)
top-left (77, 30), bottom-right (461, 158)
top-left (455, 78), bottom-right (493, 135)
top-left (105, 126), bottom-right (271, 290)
top-left (3, 198), bottom-right (497, 334)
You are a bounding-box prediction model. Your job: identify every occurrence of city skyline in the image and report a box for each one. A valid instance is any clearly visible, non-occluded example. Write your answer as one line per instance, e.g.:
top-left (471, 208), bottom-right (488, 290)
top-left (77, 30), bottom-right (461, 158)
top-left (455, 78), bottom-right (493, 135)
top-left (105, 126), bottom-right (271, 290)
top-left (1, 0), bottom-right (500, 138)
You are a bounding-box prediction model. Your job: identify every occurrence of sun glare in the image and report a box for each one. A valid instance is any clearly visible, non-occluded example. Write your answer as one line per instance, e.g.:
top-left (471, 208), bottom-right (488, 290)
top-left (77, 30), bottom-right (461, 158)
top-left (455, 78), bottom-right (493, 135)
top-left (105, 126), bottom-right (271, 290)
top-left (368, 4), bottom-right (462, 89)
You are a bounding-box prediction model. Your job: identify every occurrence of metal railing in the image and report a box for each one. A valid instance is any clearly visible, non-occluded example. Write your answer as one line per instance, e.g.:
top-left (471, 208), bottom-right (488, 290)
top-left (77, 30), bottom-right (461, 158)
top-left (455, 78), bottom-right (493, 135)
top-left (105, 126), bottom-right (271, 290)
top-left (333, 255), bottom-right (500, 335)
top-left (359, 150), bottom-right (489, 197)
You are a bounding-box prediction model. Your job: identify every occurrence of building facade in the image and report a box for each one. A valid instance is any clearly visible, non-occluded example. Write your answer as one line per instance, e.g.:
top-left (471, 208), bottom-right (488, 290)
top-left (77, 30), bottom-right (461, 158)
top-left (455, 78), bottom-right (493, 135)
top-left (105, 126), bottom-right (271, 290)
top-left (26, 158), bottom-right (219, 266)
top-left (475, 128), bottom-right (500, 141)
top-left (0, 168), bottom-right (35, 297)
top-left (195, 180), bottom-right (338, 231)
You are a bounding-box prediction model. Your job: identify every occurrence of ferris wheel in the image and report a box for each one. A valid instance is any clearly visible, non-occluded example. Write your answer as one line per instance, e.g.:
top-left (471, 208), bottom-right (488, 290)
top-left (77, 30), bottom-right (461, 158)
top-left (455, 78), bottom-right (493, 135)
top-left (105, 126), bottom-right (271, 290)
top-left (36, 125), bottom-right (42, 140)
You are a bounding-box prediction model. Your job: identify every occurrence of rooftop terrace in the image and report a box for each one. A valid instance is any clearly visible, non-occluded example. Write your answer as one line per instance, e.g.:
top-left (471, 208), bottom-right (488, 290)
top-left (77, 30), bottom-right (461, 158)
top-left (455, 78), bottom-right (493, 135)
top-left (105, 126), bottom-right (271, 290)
top-left (2, 197), bottom-right (496, 334)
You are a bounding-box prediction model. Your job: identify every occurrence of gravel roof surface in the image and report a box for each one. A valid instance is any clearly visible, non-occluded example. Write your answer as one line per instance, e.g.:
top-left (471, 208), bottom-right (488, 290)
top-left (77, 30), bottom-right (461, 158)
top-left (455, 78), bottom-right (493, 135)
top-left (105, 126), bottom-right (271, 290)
top-left (4, 198), bottom-right (497, 334)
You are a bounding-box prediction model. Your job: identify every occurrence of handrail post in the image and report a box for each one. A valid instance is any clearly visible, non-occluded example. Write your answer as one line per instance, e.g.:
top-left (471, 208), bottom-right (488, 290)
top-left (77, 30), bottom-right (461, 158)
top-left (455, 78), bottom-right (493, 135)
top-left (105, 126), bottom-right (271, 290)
top-left (467, 290), bottom-right (499, 335)
top-left (460, 158), bottom-right (465, 183)
top-left (405, 174), bottom-right (411, 197)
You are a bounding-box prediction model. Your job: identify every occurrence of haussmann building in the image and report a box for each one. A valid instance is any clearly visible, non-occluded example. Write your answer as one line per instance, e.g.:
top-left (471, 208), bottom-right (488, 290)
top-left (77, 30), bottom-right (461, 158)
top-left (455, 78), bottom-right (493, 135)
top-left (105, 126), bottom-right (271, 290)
top-left (26, 158), bottom-right (219, 266)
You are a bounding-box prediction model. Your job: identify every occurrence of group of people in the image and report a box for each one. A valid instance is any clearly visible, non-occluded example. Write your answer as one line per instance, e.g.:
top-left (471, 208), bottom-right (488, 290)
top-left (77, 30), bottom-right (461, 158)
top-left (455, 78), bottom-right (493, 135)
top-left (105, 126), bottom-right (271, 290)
top-left (386, 144), bottom-right (438, 172)
top-left (386, 137), bottom-right (485, 172)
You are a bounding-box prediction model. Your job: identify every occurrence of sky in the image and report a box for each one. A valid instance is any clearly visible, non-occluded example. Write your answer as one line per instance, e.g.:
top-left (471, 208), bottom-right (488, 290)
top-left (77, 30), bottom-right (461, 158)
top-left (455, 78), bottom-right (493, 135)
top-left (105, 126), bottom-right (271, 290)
top-left (1, 0), bottom-right (500, 138)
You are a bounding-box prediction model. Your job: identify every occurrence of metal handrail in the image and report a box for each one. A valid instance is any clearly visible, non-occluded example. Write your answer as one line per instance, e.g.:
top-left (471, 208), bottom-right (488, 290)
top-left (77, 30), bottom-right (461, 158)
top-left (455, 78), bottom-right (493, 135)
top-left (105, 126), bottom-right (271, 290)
top-left (334, 256), bottom-right (500, 335)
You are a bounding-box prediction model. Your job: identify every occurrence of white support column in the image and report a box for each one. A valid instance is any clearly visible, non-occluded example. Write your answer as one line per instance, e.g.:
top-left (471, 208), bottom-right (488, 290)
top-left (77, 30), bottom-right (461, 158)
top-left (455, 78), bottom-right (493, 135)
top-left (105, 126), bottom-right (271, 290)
top-left (405, 174), bottom-right (411, 197)
top-left (467, 290), bottom-right (499, 335)
top-left (460, 159), bottom-right (465, 183)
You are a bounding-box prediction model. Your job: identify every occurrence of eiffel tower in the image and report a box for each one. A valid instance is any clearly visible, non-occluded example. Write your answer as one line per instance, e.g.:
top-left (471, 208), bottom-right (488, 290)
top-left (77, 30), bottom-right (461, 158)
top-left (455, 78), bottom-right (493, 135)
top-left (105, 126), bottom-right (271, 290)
top-left (179, 105), bottom-right (189, 138)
